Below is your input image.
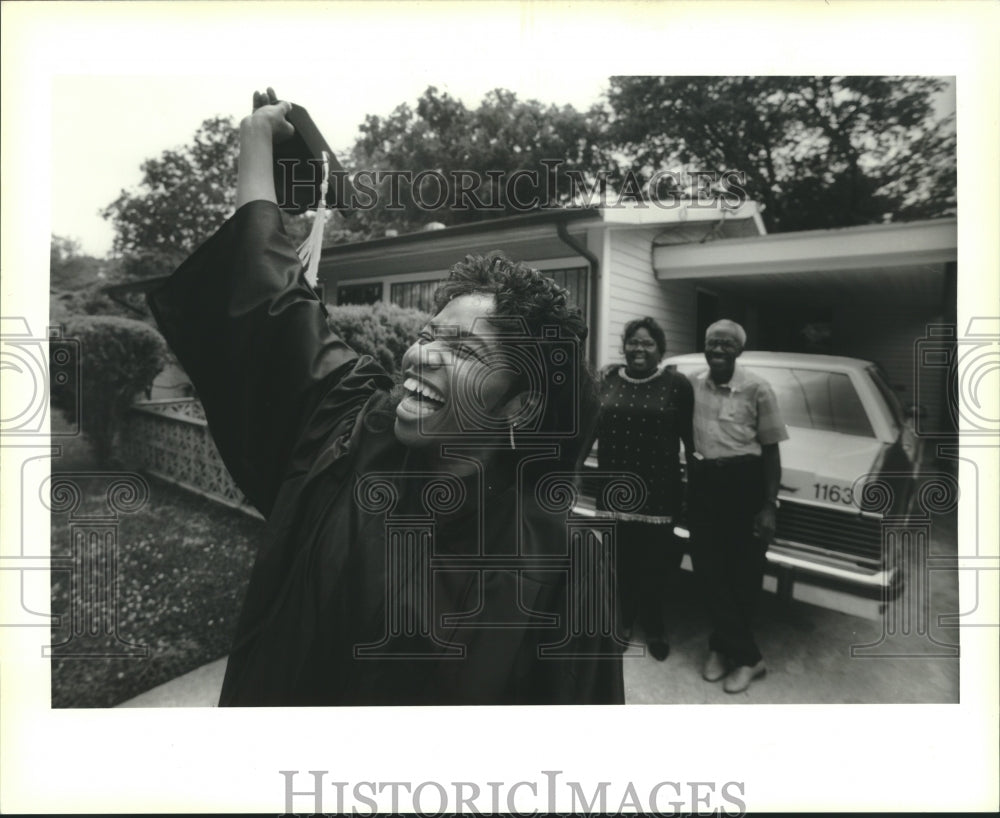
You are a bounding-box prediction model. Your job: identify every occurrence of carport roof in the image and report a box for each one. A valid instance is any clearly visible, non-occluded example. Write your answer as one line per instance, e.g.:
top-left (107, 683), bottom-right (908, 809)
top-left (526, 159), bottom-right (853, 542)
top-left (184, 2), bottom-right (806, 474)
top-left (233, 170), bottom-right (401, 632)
top-left (654, 217), bottom-right (957, 280)
top-left (653, 217), bottom-right (957, 309)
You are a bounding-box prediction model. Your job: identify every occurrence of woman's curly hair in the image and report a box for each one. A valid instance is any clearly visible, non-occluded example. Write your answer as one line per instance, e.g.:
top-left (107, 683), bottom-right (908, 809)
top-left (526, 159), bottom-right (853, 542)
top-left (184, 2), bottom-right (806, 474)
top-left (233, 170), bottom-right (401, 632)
top-left (434, 251), bottom-right (589, 343)
top-left (433, 251), bottom-right (597, 467)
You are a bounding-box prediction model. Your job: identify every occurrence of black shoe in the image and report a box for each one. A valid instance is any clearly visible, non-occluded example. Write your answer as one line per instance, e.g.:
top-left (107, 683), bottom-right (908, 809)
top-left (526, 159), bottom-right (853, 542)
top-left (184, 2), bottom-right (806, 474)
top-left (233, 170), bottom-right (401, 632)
top-left (647, 638), bottom-right (670, 661)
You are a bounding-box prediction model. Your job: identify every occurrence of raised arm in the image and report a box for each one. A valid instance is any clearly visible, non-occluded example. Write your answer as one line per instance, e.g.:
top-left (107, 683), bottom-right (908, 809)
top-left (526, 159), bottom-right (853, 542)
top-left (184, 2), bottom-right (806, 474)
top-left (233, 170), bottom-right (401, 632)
top-left (236, 87), bottom-right (294, 208)
top-left (148, 90), bottom-right (391, 516)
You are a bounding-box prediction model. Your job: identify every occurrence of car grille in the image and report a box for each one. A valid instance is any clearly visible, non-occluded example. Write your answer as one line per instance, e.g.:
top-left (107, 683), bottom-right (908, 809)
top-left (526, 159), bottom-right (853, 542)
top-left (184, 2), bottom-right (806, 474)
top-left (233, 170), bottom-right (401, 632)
top-left (580, 464), bottom-right (886, 568)
top-left (777, 502), bottom-right (884, 566)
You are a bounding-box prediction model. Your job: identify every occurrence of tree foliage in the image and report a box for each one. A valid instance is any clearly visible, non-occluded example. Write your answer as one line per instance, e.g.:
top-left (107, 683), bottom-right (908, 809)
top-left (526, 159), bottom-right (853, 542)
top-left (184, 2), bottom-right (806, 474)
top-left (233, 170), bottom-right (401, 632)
top-left (345, 86), bottom-right (605, 236)
top-left (52, 316), bottom-right (168, 466)
top-left (100, 116), bottom-right (240, 278)
top-left (603, 76), bottom-right (956, 231)
top-left (100, 78), bottom-right (955, 269)
top-left (50, 235), bottom-right (154, 323)
top-left (50, 235), bottom-right (109, 292)
top-left (101, 115), bottom-right (361, 277)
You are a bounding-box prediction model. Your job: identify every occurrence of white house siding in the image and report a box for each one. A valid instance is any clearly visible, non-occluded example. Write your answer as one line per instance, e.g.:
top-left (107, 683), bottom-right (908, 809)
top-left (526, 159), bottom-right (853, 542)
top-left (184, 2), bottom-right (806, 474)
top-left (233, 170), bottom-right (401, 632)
top-left (603, 227), bottom-right (698, 366)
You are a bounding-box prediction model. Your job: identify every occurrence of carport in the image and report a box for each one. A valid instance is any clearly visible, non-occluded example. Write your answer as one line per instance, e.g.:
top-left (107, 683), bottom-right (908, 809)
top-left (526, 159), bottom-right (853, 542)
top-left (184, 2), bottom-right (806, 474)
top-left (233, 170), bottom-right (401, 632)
top-left (653, 218), bottom-right (957, 432)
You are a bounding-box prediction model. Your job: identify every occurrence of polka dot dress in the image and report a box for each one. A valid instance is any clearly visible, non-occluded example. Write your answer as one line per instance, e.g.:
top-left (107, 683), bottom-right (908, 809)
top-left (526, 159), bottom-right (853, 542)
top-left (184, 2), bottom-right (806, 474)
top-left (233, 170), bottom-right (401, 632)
top-left (595, 367), bottom-right (691, 522)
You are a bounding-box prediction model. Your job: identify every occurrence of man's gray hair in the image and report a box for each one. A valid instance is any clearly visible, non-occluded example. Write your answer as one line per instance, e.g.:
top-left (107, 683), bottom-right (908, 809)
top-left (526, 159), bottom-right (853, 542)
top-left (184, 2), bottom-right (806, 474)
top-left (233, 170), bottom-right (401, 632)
top-left (705, 319), bottom-right (747, 348)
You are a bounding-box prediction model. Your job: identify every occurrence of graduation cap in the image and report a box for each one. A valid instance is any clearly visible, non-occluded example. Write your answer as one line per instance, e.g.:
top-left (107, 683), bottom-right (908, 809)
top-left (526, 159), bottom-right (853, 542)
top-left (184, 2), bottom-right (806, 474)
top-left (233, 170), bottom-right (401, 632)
top-left (273, 104), bottom-right (355, 214)
top-left (273, 103), bottom-right (357, 284)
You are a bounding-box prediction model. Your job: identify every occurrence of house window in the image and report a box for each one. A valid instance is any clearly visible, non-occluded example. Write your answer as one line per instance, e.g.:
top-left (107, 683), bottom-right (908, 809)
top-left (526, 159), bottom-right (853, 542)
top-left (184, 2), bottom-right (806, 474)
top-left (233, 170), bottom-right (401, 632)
top-left (337, 283), bottom-right (382, 305)
top-left (391, 280), bottom-right (443, 313)
top-left (545, 267), bottom-right (589, 322)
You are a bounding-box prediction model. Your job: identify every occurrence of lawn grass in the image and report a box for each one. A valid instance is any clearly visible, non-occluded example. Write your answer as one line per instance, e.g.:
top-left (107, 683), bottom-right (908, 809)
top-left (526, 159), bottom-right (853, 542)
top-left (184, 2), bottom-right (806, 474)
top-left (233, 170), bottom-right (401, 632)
top-left (50, 429), bottom-right (262, 708)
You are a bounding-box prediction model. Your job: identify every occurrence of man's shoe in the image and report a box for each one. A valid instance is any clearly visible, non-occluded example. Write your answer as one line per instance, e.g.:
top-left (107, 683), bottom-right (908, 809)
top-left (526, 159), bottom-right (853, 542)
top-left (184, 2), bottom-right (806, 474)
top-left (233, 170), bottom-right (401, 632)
top-left (647, 638), bottom-right (670, 661)
top-left (723, 660), bottom-right (767, 693)
top-left (702, 650), bottom-right (728, 682)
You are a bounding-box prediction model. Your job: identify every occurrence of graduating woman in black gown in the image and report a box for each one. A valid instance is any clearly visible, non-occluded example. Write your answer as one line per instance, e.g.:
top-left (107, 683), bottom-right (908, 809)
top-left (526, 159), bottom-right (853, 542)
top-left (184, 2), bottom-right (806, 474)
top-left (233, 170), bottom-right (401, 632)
top-left (148, 90), bottom-right (624, 705)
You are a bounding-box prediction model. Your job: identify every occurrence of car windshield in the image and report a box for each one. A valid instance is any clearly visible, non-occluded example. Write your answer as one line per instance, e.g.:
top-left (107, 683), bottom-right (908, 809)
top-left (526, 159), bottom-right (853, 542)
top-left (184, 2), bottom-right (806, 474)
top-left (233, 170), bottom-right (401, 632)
top-left (673, 362), bottom-right (876, 438)
top-left (867, 364), bottom-right (904, 435)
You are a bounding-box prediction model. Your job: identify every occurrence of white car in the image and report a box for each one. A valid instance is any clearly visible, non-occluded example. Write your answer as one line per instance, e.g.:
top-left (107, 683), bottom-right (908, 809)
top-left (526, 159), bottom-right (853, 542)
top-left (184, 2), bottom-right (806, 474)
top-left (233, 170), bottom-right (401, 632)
top-left (579, 352), bottom-right (923, 618)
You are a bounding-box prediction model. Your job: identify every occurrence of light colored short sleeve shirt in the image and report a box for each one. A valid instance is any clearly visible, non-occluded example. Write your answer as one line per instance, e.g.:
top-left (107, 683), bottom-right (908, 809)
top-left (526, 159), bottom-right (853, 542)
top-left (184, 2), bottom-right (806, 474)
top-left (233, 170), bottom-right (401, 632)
top-left (690, 364), bottom-right (789, 459)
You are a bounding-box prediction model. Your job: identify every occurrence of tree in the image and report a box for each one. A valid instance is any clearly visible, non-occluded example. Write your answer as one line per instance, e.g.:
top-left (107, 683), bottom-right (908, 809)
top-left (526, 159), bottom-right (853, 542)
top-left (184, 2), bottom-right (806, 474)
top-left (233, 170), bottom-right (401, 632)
top-left (52, 316), bottom-right (168, 466)
top-left (50, 235), bottom-right (109, 292)
top-left (345, 86), bottom-right (606, 237)
top-left (102, 115), bottom-right (359, 278)
top-left (50, 235), bottom-right (157, 324)
top-left (101, 116), bottom-right (240, 279)
top-left (603, 76), bottom-right (956, 232)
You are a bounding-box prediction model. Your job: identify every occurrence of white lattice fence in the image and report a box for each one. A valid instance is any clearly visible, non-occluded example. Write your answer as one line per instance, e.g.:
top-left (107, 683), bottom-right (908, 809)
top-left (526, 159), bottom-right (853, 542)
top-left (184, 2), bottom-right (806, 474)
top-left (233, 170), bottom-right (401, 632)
top-left (122, 398), bottom-right (261, 518)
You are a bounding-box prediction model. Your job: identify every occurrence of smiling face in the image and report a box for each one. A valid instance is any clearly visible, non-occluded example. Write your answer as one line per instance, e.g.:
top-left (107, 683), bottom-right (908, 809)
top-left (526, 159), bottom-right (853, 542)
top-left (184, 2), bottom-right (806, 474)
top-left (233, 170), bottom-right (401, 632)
top-left (704, 325), bottom-right (744, 384)
top-left (394, 293), bottom-right (529, 450)
top-left (623, 327), bottom-right (662, 375)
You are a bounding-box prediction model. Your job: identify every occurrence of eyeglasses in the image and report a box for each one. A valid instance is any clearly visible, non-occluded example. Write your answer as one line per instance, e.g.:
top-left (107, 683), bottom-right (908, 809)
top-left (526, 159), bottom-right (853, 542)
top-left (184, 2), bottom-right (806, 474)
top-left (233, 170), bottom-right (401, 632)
top-left (624, 339), bottom-right (659, 351)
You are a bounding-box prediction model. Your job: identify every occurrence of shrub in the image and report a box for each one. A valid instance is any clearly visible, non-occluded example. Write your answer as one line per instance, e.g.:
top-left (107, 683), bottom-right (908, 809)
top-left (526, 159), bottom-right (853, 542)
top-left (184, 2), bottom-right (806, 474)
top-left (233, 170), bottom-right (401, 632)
top-left (326, 301), bottom-right (430, 374)
top-left (52, 316), bottom-right (168, 466)
top-left (51, 281), bottom-right (152, 324)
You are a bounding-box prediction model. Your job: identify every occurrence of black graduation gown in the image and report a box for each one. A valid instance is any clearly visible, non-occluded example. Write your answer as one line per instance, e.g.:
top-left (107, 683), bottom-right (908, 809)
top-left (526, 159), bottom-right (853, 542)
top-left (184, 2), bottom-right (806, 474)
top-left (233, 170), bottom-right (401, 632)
top-left (148, 200), bottom-right (625, 705)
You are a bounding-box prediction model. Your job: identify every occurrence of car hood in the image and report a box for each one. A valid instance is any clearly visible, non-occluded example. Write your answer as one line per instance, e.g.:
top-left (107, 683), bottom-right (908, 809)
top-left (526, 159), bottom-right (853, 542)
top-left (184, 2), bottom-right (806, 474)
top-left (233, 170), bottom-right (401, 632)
top-left (779, 427), bottom-right (884, 505)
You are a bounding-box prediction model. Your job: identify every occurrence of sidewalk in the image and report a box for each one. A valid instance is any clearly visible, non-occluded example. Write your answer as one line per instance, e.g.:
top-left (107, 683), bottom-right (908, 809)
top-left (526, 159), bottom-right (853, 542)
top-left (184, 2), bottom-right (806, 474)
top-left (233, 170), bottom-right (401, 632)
top-left (116, 657), bottom-right (226, 707)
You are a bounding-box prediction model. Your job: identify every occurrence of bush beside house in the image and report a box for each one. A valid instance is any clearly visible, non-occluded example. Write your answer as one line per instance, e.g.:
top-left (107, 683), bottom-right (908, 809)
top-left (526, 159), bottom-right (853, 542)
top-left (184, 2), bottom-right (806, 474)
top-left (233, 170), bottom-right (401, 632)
top-left (325, 301), bottom-right (430, 375)
top-left (52, 315), bottom-right (168, 467)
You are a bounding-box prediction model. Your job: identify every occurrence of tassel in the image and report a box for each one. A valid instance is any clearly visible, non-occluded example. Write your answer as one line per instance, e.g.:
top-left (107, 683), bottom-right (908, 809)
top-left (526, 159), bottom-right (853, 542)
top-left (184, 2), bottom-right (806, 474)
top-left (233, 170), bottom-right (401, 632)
top-left (296, 150), bottom-right (331, 286)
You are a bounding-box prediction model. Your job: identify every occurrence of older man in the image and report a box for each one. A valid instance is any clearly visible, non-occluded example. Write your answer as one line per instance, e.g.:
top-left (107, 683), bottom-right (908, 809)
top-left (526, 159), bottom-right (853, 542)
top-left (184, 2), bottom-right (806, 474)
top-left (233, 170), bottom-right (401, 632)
top-left (686, 320), bottom-right (787, 694)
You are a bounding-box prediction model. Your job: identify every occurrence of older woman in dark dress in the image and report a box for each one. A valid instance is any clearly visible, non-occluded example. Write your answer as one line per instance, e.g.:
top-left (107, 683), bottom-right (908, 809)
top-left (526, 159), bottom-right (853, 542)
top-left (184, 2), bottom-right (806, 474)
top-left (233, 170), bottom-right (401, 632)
top-left (595, 317), bottom-right (694, 660)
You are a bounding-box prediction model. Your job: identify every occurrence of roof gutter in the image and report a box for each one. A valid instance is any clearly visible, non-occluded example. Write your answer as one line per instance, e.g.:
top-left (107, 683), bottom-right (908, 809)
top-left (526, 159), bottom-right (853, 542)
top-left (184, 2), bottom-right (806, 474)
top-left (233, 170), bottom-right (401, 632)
top-left (555, 219), bottom-right (600, 362)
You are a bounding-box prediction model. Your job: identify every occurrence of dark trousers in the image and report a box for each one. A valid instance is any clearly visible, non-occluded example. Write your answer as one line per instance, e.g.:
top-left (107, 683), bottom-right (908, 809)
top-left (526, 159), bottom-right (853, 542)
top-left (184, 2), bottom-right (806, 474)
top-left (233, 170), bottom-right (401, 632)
top-left (688, 457), bottom-right (768, 667)
top-left (615, 521), bottom-right (682, 641)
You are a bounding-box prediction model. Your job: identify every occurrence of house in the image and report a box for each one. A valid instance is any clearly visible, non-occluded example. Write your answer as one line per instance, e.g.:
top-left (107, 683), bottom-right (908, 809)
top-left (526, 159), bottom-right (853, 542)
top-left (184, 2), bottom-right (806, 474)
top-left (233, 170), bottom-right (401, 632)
top-left (318, 205), bottom-right (957, 432)
top-left (107, 200), bottom-right (956, 431)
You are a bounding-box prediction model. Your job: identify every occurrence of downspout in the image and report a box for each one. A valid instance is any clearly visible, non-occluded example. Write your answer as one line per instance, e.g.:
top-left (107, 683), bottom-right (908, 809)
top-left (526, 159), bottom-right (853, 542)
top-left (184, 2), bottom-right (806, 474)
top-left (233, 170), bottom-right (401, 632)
top-left (556, 219), bottom-right (600, 363)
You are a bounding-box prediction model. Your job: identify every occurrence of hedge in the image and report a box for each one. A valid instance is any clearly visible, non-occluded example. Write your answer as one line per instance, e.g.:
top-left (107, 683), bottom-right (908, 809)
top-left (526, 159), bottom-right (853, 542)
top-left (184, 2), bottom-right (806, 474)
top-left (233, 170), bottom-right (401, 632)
top-left (325, 301), bottom-right (430, 374)
top-left (52, 316), bottom-right (168, 466)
